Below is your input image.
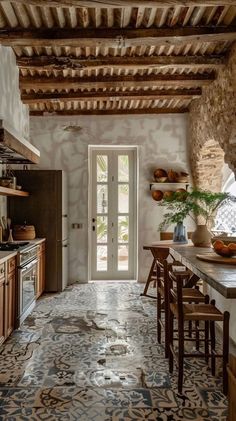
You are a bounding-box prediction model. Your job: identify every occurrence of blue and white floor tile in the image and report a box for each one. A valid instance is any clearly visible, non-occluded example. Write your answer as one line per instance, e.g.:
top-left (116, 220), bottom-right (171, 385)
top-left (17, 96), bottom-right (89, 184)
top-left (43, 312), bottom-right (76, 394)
top-left (0, 282), bottom-right (228, 420)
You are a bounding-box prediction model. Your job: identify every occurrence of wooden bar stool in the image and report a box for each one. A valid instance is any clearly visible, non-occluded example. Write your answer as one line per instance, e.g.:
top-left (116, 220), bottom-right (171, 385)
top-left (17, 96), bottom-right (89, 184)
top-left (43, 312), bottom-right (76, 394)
top-left (157, 260), bottom-right (208, 358)
top-left (141, 245), bottom-right (170, 299)
top-left (167, 267), bottom-right (230, 395)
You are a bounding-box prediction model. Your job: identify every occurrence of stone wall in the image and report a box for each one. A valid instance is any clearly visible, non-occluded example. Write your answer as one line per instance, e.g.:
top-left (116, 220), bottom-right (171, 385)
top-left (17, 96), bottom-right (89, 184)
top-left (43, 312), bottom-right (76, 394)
top-left (189, 43), bottom-right (236, 190)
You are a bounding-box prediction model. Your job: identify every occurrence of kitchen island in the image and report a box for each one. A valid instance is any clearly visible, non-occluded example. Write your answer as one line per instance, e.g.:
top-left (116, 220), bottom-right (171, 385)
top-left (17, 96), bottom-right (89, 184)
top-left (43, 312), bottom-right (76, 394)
top-left (169, 245), bottom-right (236, 299)
top-left (170, 244), bottom-right (236, 343)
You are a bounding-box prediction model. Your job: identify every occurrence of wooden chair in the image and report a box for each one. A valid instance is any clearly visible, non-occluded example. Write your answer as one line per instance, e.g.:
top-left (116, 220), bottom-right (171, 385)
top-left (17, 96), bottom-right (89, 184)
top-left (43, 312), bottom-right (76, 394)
top-left (157, 260), bottom-right (208, 358)
top-left (227, 354), bottom-right (236, 421)
top-left (167, 266), bottom-right (230, 395)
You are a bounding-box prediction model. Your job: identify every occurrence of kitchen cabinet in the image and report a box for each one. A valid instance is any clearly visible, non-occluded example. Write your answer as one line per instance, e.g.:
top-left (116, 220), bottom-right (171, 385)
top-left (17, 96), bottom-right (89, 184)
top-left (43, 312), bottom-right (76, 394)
top-left (37, 242), bottom-right (45, 298)
top-left (0, 276), bottom-right (5, 346)
top-left (0, 256), bottom-right (16, 345)
top-left (5, 257), bottom-right (16, 338)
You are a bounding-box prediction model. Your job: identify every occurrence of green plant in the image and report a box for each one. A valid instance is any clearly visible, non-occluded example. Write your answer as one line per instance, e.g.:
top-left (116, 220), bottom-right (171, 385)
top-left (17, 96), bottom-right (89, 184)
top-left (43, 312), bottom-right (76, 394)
top-left (158, 189), bottom-right (232, 231)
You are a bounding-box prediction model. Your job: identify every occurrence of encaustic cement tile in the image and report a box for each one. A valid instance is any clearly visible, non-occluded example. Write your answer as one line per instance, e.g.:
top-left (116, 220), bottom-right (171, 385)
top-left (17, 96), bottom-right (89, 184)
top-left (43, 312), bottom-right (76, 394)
top-left (0, 281), bottom-right (228, 421)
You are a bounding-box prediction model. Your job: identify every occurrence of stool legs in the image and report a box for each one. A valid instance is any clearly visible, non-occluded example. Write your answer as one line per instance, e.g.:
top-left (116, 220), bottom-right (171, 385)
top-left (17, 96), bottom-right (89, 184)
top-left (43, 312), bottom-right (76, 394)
top-left (157, 284), bottom-right (162, 344)
top-left (169, 311), bottom-right (174, 373)
top-left (223, 311), bottom-right (230, 395)
top-left (178, 319), bottom-right (184, 394)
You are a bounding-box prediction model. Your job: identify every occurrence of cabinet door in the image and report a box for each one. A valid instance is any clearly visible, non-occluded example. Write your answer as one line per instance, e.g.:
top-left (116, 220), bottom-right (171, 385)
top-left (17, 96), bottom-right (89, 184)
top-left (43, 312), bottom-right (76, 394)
top-left (37, 244), bottom-right (45, 298)
top-left (5, 271), bottom-right (15, 338)
top-left (0, 277), bottom-right (5, 345)
top-left (41, 248), bottom-right (45, 293)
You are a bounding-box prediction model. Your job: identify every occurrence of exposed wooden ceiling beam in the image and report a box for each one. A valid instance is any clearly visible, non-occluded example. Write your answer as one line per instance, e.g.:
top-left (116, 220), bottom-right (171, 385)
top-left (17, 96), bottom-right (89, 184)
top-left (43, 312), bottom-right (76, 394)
top-left (30, 107), bottom-right (189, 116)
top-left (1, 27), bottom-right (236, 48)
top-left (3, 1), bottom-right (235, 8)
top-left (20, 73), bottom-right (215, 90)
top-left (17, 55), bottom-right (225, 71)
top-left (22, 88), bottom-right (201, 104)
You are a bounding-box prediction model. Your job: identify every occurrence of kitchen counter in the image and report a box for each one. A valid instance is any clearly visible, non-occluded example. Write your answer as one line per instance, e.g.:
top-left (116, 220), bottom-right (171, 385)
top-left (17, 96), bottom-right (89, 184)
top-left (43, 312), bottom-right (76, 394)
top-left (0, 238), bottom-right (46, 264)
top-left (0, 250), bottom-right (17, 263)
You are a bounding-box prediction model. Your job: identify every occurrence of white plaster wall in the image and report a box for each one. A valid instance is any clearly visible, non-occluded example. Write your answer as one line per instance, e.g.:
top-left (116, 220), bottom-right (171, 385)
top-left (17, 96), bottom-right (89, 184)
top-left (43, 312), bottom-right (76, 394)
top-left (30, 114), bottom-right (190, 284)
top-left (0, 46), bottom-right (29, 139)
top-left (0, 46), bottom-right (30, 216)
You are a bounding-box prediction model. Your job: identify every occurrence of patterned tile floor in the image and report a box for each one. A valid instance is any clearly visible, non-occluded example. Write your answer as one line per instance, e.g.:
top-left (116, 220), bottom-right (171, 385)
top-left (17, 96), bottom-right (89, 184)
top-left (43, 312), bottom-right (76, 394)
top-left (0, 282), bottom-right (228, 420)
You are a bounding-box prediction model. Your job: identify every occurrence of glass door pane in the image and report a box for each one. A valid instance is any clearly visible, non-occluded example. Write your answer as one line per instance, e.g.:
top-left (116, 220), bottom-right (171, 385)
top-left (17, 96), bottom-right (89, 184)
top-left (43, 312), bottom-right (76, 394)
top-left (96, 155), bottom-right (109, 273)
top-left (117, 155), bottom-right (130, 272)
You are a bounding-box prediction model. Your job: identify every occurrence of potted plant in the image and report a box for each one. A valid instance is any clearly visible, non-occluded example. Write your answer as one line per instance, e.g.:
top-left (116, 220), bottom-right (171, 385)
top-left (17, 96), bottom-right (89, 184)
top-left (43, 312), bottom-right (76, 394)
top-left (158, 189), bottom-right (232, 247)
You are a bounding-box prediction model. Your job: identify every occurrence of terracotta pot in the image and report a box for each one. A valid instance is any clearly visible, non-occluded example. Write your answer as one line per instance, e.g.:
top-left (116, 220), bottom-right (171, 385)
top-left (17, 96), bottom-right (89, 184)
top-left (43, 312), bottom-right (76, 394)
top-left (191, 224), bottom-right (212, 247)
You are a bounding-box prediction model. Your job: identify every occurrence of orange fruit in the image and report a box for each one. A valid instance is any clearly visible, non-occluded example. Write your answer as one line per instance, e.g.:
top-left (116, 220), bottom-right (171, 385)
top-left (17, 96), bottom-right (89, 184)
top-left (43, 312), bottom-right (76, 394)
top-left (213, 240), bottom-right (224, 251)
top-left (228, 243), bottom-right (236, 251)
top-left (219, 245), bottom-right (231, 256)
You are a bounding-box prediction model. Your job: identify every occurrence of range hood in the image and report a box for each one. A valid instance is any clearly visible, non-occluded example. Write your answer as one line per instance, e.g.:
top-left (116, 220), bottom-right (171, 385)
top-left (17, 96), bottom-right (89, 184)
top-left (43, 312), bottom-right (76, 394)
top-left (0, 119), bottom-right (40, 164)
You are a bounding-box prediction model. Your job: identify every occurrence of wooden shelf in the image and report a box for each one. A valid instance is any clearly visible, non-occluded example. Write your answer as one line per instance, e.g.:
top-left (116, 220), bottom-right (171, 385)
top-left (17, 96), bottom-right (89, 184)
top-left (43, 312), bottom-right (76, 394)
top-left (0, 186), bottom-right (29, 197)
top-left (150, 182), bottom-right (189, 190)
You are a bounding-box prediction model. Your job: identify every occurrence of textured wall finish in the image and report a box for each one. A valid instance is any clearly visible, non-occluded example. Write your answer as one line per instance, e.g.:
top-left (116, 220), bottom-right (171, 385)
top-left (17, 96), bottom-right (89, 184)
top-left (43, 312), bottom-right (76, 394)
top-left (189, 43), bottom-right (236, 190)
top-left (30, 114), bottom-right (190, 283)
top-left (0, 46), bottom-right (29, 139)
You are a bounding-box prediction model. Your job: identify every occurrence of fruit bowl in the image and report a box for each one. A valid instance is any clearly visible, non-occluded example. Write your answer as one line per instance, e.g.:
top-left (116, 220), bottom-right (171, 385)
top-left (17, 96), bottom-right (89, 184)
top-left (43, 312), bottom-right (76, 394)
top-left (212, 239), bottom-right (236, 257)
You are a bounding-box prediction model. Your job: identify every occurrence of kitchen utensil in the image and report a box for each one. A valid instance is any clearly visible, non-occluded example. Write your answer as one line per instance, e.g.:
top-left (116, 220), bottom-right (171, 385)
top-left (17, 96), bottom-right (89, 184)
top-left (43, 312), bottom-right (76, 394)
top-left (2, 216), bottom-right (7, 230)
top-left (8, 229), bottom-right (13, 243)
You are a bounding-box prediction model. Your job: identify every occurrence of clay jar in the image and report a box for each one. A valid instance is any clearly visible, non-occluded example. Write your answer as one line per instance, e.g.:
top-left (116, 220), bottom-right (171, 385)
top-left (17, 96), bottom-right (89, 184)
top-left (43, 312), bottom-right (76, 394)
top-left (191, 225), bottom-right (212, 247)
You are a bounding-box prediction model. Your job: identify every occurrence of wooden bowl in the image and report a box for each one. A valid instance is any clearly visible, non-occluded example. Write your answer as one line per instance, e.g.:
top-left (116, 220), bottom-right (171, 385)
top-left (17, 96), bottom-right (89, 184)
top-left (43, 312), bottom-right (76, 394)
top-left (167, 169), bottom-right (178, 182)
top-left (155, 177), bottom-right (168, 183)
top-left (163, 191), bottom-right (173, 199)
top-left (153, 169), bottom-right (167, 181)
top-left (213, 248), bottom-right (236, 257)
top-left (151, 190), bottom-right (163, 201)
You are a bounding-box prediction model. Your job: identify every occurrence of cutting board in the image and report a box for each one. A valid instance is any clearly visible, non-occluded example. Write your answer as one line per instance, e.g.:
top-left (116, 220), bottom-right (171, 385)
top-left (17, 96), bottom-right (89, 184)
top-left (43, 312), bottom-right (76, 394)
top-left (197, 253), bottom-right (236, 265)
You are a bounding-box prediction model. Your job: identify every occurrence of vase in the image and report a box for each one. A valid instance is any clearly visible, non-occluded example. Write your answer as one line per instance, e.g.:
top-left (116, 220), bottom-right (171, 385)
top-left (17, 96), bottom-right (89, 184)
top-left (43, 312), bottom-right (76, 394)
top-left (191, 224), bottom-right (212, 247)
top-left (173, 222), bottom-right (188, 244)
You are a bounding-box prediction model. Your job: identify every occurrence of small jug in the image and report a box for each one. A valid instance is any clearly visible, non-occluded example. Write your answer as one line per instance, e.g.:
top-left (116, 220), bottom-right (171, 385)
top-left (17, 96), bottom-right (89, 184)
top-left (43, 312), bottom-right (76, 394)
top-left (173, 222), bottom-right (188, 244)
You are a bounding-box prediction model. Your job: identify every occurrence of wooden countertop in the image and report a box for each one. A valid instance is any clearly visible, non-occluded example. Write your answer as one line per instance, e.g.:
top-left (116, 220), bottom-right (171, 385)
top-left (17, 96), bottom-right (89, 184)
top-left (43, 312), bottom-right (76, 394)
top-left (170, 245), bottom-right (236, 299)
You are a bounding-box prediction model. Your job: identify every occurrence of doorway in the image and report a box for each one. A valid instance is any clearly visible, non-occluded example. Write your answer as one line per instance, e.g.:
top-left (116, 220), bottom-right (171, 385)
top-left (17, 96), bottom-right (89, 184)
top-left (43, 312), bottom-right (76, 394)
top-left (89, 147), bottom-right (138, 280)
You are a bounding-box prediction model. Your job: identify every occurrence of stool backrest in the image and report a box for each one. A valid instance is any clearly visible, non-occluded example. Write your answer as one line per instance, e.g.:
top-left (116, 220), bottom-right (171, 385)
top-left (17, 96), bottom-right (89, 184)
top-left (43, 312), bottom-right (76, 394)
top-left (164, 260), bottom-right (191, 322)
top-left (160, 232), bottom-right (193, 240)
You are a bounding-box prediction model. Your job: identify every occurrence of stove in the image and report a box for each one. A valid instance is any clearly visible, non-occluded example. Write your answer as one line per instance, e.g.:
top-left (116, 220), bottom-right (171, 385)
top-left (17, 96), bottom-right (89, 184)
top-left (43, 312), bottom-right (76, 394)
top-left (0, 242), bottom-right (30, 251)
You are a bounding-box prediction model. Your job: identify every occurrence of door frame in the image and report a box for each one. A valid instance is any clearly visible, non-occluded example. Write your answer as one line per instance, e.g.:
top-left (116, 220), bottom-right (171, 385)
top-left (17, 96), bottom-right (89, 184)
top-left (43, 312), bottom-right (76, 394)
top-left (88, 145), bottom-right (138, 281)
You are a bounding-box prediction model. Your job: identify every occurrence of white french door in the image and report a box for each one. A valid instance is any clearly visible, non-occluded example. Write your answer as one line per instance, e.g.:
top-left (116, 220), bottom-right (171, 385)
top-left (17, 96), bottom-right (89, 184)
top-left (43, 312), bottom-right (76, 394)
top-left (89, 147), bottom-right (137, 280)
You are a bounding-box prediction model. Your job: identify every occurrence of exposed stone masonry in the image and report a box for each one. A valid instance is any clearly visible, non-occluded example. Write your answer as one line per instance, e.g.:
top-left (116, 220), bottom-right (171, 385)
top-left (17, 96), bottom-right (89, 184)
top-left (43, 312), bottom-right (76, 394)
top-left (189, 43), bottom-right (236, 190)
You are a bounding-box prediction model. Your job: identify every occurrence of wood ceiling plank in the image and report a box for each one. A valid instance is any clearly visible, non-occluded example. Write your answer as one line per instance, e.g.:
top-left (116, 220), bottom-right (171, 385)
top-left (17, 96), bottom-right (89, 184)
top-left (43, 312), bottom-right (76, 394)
top-left (30, 107), bottom-right (189, 116)
top-left (3, 1), bottom-right (236, 8)
top-left (1, 27), bottom-right (236, 48)
top-left (16, 54), bottom-right (226, 70)
top-left (19, 73), bottom-right (215, 89)
top-left (21, 88), bottom-right (202, 103)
